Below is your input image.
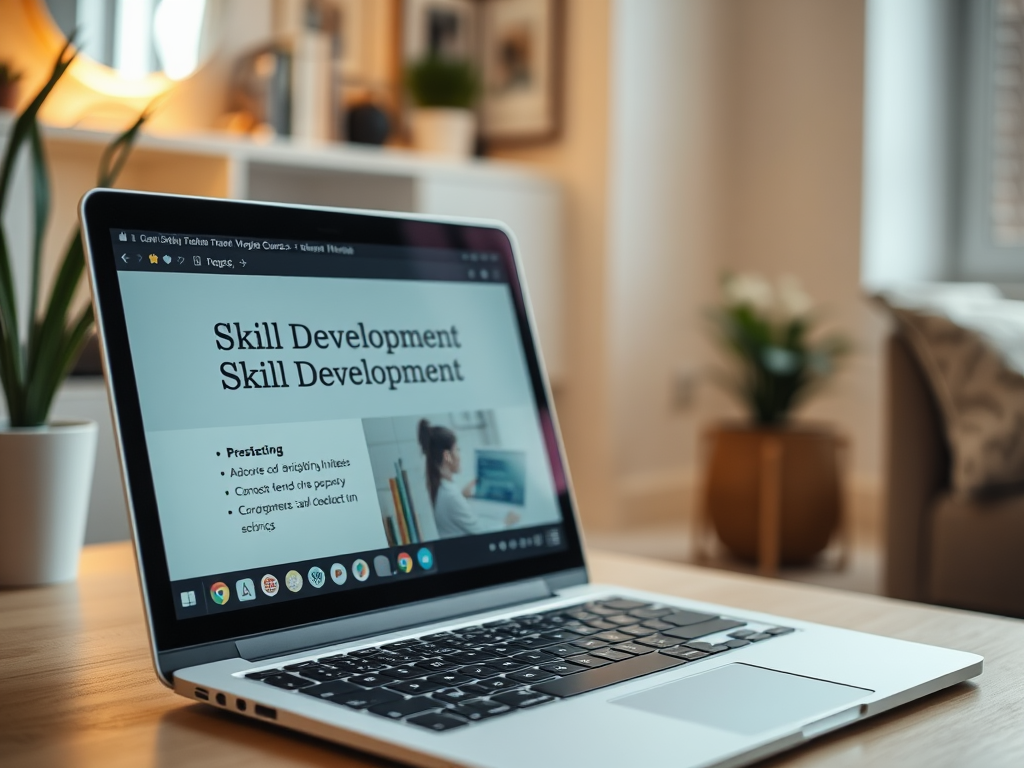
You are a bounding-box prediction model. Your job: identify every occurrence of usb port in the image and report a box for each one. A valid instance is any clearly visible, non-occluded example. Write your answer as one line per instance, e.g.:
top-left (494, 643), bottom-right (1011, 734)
top-left (194, 688), bottom-right (209, 701)
top-left (254, 704), bottom-right (277, 720)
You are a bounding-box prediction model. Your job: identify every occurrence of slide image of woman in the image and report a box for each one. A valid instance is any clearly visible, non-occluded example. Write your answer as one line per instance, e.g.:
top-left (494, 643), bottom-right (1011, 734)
top-left (418, 419), bottom-right (520, 538)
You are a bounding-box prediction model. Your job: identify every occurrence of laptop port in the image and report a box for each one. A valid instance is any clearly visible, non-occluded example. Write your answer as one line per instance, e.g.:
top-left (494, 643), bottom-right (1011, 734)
top-left (194, 688), bottom-right (209, 701)
top-left (215, 693), bottom-right (227, 706)
top-left (236, 699), bottom-right (247, 712)
top-left (254, 704), bottom-right (277, 720)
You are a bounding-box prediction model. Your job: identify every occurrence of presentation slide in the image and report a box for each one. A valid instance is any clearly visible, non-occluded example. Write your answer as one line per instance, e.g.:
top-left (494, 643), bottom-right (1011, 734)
top-left (116, 271), bottom-right (561, 581)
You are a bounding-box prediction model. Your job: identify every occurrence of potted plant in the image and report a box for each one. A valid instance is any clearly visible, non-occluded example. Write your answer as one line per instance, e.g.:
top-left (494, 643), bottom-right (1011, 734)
top-left (404, 56), bottom-right (480, 157)
top-left (0, 41), bottom-right (145, 586)
top-left (703, 273), bottom-right (850, 566)
top-left (0, 62), bottom-right (22, 110)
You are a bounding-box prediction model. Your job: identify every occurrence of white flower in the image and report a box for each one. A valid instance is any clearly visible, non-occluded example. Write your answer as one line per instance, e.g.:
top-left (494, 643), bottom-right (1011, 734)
top-left (776, 275), bottom-right (813, 319)
top-left (725, 273), bottom-right (773, 312)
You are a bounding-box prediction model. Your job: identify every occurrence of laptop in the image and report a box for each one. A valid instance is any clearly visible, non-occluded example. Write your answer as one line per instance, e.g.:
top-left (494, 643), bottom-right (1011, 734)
top-left (81, 189), bottom-right (981, 768)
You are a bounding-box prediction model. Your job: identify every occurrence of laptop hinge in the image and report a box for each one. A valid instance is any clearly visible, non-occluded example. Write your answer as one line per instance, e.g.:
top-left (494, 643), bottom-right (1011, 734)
top-left (235, 577), bottom-right (555, 662)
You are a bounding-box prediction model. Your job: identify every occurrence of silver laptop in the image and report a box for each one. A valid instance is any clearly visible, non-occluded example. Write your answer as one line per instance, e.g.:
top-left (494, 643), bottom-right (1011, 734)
top-left (81, 189), bottom-right (981, 768)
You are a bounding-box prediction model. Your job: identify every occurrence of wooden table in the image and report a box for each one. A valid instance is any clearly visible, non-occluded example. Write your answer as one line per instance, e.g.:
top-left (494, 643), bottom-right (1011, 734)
top-left (2, 542), bottom-right (1021, 767)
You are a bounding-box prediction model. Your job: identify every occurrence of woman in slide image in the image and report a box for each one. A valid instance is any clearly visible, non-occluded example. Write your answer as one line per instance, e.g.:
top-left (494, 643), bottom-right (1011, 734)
top-left (418, 419), bottom-right (520, 538)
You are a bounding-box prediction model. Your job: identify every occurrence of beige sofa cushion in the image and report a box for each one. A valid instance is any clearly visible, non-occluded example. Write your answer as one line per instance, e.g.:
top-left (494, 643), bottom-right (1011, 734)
top-left (878, 285), bottom-right (1024, 494)
top-left (929, 491), bottom-right (1024, 617)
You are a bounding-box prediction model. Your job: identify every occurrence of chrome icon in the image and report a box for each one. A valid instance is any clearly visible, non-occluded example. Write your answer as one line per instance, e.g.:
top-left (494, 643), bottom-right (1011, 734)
top-left (396, 552), bottom-right (413, 573)
top-left (209, 581), bottom-right (230, 605)
top-left (417, 547), bottom-right (434, 570)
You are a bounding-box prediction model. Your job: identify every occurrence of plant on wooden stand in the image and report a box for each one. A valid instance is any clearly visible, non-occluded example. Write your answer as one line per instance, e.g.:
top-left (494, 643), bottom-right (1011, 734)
top-left (702, 274), bottom-right (851, 568)
top-left (0, 40), bottom-right (146, 586)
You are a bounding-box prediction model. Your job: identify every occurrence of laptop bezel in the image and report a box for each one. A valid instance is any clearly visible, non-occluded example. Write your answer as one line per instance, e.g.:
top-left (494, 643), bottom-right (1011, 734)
top-left (81, 189), bottom-right (587, 654)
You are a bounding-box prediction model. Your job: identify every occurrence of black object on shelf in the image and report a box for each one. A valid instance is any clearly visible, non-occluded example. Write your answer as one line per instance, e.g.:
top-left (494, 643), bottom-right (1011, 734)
top-left (347, 103), bottom-right (390, 145)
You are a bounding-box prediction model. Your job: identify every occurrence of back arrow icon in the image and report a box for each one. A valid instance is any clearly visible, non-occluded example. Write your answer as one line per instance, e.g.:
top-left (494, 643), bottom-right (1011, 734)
top-left (121, 254), bottom-right (129, 263)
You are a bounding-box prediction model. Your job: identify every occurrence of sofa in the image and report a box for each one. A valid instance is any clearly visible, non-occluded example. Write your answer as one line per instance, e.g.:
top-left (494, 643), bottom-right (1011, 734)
top-left (885, 332), bottom-right (1024, 618)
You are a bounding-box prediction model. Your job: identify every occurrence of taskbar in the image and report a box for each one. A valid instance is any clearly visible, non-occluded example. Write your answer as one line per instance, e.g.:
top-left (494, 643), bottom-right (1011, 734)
top-left (170, 523), bottom-right (567, 619)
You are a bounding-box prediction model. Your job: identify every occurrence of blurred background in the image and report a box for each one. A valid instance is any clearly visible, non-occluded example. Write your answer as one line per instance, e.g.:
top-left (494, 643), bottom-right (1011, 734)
top-left (3, 0), bottom-right (1015, 607)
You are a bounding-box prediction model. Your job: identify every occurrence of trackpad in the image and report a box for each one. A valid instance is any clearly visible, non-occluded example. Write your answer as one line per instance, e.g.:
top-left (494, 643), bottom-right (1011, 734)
top-left (614, 664), bottom-right (871, 736)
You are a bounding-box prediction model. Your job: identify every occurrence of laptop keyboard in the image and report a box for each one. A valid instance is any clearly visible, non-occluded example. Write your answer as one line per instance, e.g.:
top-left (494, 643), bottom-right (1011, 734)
top-left (242, 598), bottom-right (794, 732)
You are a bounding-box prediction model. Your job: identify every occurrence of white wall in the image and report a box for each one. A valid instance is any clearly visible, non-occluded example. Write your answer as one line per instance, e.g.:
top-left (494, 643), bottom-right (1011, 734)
top-left (861, 0), bottom-right (960, 289)
top-left (606, 0), bottom-right (731, 517)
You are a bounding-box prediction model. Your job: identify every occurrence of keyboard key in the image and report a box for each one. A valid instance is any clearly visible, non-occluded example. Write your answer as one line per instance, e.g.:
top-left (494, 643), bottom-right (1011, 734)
top-left (339, 689), bottom-right (403, 709)
top-left (662, 610), bottom-right (719, 627)
top-left (746, 633), bottom-right (773, 642)
top-left (380, 665), bottom-right (423, 680)
top-left (582, 619), bottom-right (619, 631)
top-left (511, 637), bottom-right (552, 650)
top-left (324, 659), bottom-right (385, 674)
top-left (382, 639), bottom-right (423, 650)
top-left (283, 660), bottom-right (320, 671)
top-left (640, 619), bottom-right (674, 631)
top-left (728, 629), bottom-right (756, 639)
top-left (660, 647), bottom-right (709, 661)
top-left (459, 664), bottom-right (501, 679)
top-left (565, 654), bottom-right (611, 669)
top-left (445, 650), bottom-right (499, 664)
top-left (484, 645), bottom-right (520, 657)
top-left (245, 668), bottom-right (283, 680)
top-left (594, 631), bottom-right (632, 644)
top-left (766, 627), bottom-right (795, 636)
top-left (427, 671), bottom-right (473, 687)
top-left (605, 615), bottom-right (639, 626)
top-left (506, 667), bottom-right (557, 684)
top-left (348, 674), bottom-right (389, 687)
top-left (452, 700), bottom-right (513, 721)
top-left (260, 673), bottom-right (316, 690)
top-left (492, 689), bottom-right (555, 708)
top-left (296, 666), bottom-right (348, 683)
top-left (571, 637), bottom-right (610, 651)
top-left (634, 634), bottom-right (680, 649)
top-left (407, 712), bottom-right (468, 732)
top-left (368, 696), bottom-right (436, 720)
top-left (565, 625), bottom-right (601, 636)
top-left (684, 642), bottom-right (729, 654)
top-left (618, 625), bottom-right (657, 638)
top-left (512, 650), bottom-right (558, 665)
top-left (350, 648), bottom-right (382, 658)
top-left (298, 680), bottom-right (363, 702)
top-left (599, 599), bottom-right (649, 611)
top-left (544, 644), bottom-right (583, 658)
top-left (463, 678), bottom-right (521, 694)
top-left (431, 688), bottom-right (479, 705)
top-left (415, 658), bottom-right (459, 673)
top-left (724, 639), bottom-right (751, 649)
top-left (583, 604), bottom-right (625, 617)
top-left (533, 653), bottom-right (685, 698)
top-left (590, 648), bottom-right (633, 662)
top-left (386, 678), bottom-right (443, 695)
top-left (538, 660), bottom-right (588, 676)
top-left (664, 619), bottom-right (746, 641)
top-left (421, 632), bottom-right (454, 641)
top-left (629, 607), bottom-right (672, 619)
top-left (493, 658), bottom-right (528, 672)
top-left (541, 629), bottom-right (584, 643)
top-left (612, 642), bottom-right (654, 656)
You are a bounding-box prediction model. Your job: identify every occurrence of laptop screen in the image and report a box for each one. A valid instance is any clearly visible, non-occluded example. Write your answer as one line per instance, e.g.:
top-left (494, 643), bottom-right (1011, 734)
top-left (107, 226), bottom-right (571, 621)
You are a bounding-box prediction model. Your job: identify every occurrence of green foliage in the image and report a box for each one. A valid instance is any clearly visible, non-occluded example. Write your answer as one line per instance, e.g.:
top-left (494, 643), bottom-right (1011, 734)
top-left (709, 274), bottom-right (850, 426)
top-left (0, 40), bottom-right (147, 427)
top-left (405, 56), bottom-right (480, 109)
top-left (0, 62), bottom-right (22, 86)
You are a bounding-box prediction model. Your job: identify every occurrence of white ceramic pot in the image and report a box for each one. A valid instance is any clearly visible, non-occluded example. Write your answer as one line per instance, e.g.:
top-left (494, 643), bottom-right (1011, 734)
top-left (0, 421), bottom-right (98, 586)
top-left (410, 108), bottom-right (477, 158)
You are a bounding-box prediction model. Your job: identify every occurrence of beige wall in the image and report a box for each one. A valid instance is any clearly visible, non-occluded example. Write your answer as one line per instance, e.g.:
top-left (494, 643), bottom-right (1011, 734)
top-left (490, 0), bottom-right (617, 531)
top-left (722, 0), bottom-right (881, 489)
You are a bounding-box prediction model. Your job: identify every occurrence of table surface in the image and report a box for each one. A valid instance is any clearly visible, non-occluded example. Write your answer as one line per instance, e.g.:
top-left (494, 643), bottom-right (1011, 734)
top-left (2, 542), bottom-right (1022, 768)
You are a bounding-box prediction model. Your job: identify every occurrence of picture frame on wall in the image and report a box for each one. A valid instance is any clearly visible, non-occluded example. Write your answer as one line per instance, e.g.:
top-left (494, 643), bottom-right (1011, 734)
top-left (478, 0), bottom-right (561, 144)
top-left (403, 0), bottom-right (478, 63)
